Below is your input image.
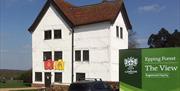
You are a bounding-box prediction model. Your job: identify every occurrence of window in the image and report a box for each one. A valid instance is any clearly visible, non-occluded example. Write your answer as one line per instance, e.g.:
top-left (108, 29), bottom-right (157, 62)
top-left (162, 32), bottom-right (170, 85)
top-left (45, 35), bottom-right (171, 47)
top-left (75, 50), bottom-right (81, 61)
top-left (54, 51), bottom-right (62, 61)
top-left (55, 72), bottom-right (62, 83)
top-left (44, 30), bottom-right (51, 40)
top-left (83, 50), bottom-right (89, 61)
top-left (54, 29), bottom-right (62, 39)
top-left (116, 26), bottom-right (119, 38)
top-left (43, 52), bottom-right (52, 61)
top-left (76, 73), bottom-right (85, 81)
top-left (120, 27), bottom-right (123, 39)
top-left (35, 72), bottom-right (42, 82)
top-left (75, 50), bottom-right (89, 62)
top-left (116, 26), bottom-right (123, 39)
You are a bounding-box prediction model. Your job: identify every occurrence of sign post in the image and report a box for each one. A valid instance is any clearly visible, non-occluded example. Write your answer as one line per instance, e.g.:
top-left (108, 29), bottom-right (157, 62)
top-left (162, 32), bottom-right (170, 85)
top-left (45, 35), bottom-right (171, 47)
top-left (119, 48), bottom-right (180, 91)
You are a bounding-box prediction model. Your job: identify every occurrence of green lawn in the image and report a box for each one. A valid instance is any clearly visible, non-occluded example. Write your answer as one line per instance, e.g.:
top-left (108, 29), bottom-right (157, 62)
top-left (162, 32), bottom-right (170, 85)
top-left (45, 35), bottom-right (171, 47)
top-left (120, 82), bottom-right (143, 91)
top-left (120, 82), bottom-right (180, 91)
top-left (0, 80), bottom-right (30, 88)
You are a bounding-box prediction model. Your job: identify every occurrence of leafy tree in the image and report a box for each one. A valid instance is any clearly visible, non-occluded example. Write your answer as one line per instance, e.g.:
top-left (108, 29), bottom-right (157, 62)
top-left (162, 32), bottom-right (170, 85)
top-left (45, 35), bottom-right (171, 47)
top-left (148, 28), bottom-right (180, 48)
top-left (172, 29), bottom-right (180, 46)
top-left (128, 31), bottom-right (139, 48)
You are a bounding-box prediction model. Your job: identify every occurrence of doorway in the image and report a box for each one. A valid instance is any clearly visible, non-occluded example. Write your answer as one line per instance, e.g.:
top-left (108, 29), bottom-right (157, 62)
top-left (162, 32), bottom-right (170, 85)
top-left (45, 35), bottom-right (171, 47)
top-left (45, 72), bottom-right (51, 87)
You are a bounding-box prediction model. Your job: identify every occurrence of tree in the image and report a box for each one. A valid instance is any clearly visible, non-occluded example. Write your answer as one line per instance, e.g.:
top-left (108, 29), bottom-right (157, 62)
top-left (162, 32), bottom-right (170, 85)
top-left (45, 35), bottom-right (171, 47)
top-left (148, 28), bottom-right (180, 48)
top-left (172, 29), bottom-right (180, 46)
top-left (128, 31), bottom-right (139, 48)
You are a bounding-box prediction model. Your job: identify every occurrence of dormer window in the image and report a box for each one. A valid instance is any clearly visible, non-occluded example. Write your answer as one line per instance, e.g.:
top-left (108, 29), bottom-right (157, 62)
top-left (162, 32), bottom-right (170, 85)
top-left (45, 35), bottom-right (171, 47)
top-left (54, 29), bottom-right (62, 39)
top-left (44, 30), bottom-right (51, 40)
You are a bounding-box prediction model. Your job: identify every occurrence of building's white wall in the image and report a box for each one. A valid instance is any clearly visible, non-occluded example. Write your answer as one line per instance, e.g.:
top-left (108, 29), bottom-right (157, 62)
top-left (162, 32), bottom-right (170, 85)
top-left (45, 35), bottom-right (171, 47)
top-left (32, 5), bottom-right (72, 84)
top-left (32, 3), bottom-right (129, 85)
top-left (110, 11), bottom-right (129, 81)
top-left (74, 22), bottom-right (111, 81)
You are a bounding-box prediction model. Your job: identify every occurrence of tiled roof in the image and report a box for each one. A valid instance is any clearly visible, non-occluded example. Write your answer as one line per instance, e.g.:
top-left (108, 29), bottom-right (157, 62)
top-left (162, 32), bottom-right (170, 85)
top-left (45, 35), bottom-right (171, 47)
top-left (28, 0), bottom-right (132, 32)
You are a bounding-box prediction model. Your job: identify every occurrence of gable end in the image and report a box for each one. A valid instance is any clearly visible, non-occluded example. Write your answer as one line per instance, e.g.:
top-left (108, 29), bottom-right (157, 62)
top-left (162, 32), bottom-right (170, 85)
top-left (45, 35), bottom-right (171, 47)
top-left (28, 0), bottom-right (73, 33)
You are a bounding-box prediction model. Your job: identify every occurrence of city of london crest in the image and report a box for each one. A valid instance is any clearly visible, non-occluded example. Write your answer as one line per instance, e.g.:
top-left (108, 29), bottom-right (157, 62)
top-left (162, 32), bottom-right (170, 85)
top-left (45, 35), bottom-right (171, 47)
top-left (124, 57), bottom-right (138, 74)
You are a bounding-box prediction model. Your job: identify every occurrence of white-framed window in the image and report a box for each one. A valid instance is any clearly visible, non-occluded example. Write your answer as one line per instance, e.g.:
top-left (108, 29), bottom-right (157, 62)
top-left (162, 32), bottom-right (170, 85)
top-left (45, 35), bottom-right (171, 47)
top-left (116, 26), bottom-right (123, 39)
top-left (43, 51), bottom-right (52, 61)
top-left (54, 51), bottom-right (63, 61)
top-left (54, 29), bottom-right (62, 39)
top-left (35, 72), bottom-right (42, 82)
top-left (76, 73), bottom-right (85, 81)
top-left (116, 26), bottom-right (119, 38)
top-left (120, 27), bottom-right (123, 39)
top-left (44, 29), bottom-right (62, 40)
top-left (75, 50), bottom-right (89, 62)
top-left (54, 72), bottom-right (62, 83)
top-left (44, 30), bottom-right (52, 40)
top-left (75, 50), bottom-right (81, 61)
top-left (83, 50), bottom-right (89, 61)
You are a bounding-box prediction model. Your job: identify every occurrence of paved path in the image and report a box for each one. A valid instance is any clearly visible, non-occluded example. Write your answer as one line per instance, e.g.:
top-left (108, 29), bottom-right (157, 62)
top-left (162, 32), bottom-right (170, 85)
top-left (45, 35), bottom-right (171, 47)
top-left (0, 87), bottom-right (45, 91)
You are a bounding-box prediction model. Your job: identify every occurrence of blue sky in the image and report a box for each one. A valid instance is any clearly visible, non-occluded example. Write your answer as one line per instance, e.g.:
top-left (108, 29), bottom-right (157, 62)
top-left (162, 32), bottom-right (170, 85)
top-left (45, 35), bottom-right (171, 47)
top-left (0, 0), bottom-right (179, 70)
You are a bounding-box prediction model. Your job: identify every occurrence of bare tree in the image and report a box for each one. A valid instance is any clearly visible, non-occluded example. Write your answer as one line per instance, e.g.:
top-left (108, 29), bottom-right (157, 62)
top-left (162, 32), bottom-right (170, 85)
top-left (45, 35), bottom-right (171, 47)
top-left (128, 31), bottom-right (139, 48)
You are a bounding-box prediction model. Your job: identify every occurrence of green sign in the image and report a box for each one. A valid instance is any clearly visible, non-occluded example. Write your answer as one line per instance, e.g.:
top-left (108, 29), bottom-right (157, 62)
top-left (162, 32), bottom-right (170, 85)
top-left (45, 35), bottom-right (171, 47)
top-left (119, 48), bottom-right (180, 91)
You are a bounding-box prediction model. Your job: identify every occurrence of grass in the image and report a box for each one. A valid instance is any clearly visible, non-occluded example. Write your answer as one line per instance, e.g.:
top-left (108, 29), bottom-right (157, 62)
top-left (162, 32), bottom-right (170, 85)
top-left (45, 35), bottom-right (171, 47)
top-left (120, 82), bottom-right (180, 91)
top-left (0, 80), bottom-right (30, 88)
top-left (120, 82), bottom-right (143, 91)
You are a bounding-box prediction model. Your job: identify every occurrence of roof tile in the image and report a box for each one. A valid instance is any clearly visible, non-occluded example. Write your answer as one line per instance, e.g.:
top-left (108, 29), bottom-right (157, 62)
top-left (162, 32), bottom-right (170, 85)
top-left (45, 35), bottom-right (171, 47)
top-left (28, 0), bottom-right (132, 32)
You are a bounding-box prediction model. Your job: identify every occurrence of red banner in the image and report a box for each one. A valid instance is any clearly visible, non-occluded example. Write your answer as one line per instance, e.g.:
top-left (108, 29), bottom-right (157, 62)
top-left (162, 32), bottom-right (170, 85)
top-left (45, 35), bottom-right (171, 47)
top-left (44, 59), bottom-right (54, 70)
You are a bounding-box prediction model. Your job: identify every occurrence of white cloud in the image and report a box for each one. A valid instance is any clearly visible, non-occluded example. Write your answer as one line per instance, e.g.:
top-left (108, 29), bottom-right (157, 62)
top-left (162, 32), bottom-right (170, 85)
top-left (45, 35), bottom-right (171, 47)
top-left (136, 38), bottom-right (148, 48)
top-left (138, 4), bottom-right (166, 12)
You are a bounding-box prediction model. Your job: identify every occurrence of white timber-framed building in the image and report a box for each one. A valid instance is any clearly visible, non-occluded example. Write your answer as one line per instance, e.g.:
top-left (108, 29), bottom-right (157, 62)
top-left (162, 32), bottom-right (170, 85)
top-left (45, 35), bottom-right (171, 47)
top-left (28, 0), bottom-right (132, 87)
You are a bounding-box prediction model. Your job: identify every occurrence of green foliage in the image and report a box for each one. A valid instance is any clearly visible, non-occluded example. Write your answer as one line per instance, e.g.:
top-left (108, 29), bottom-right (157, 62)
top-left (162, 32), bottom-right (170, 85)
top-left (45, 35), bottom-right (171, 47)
top-left (0, 69), bottom-right (25, 80)
top-left (0, 69), bottom-right (32, 88)
top-left (17, 69), bottom-right (32, 83)
top-left (148, 28), bottom-right (180, 48)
